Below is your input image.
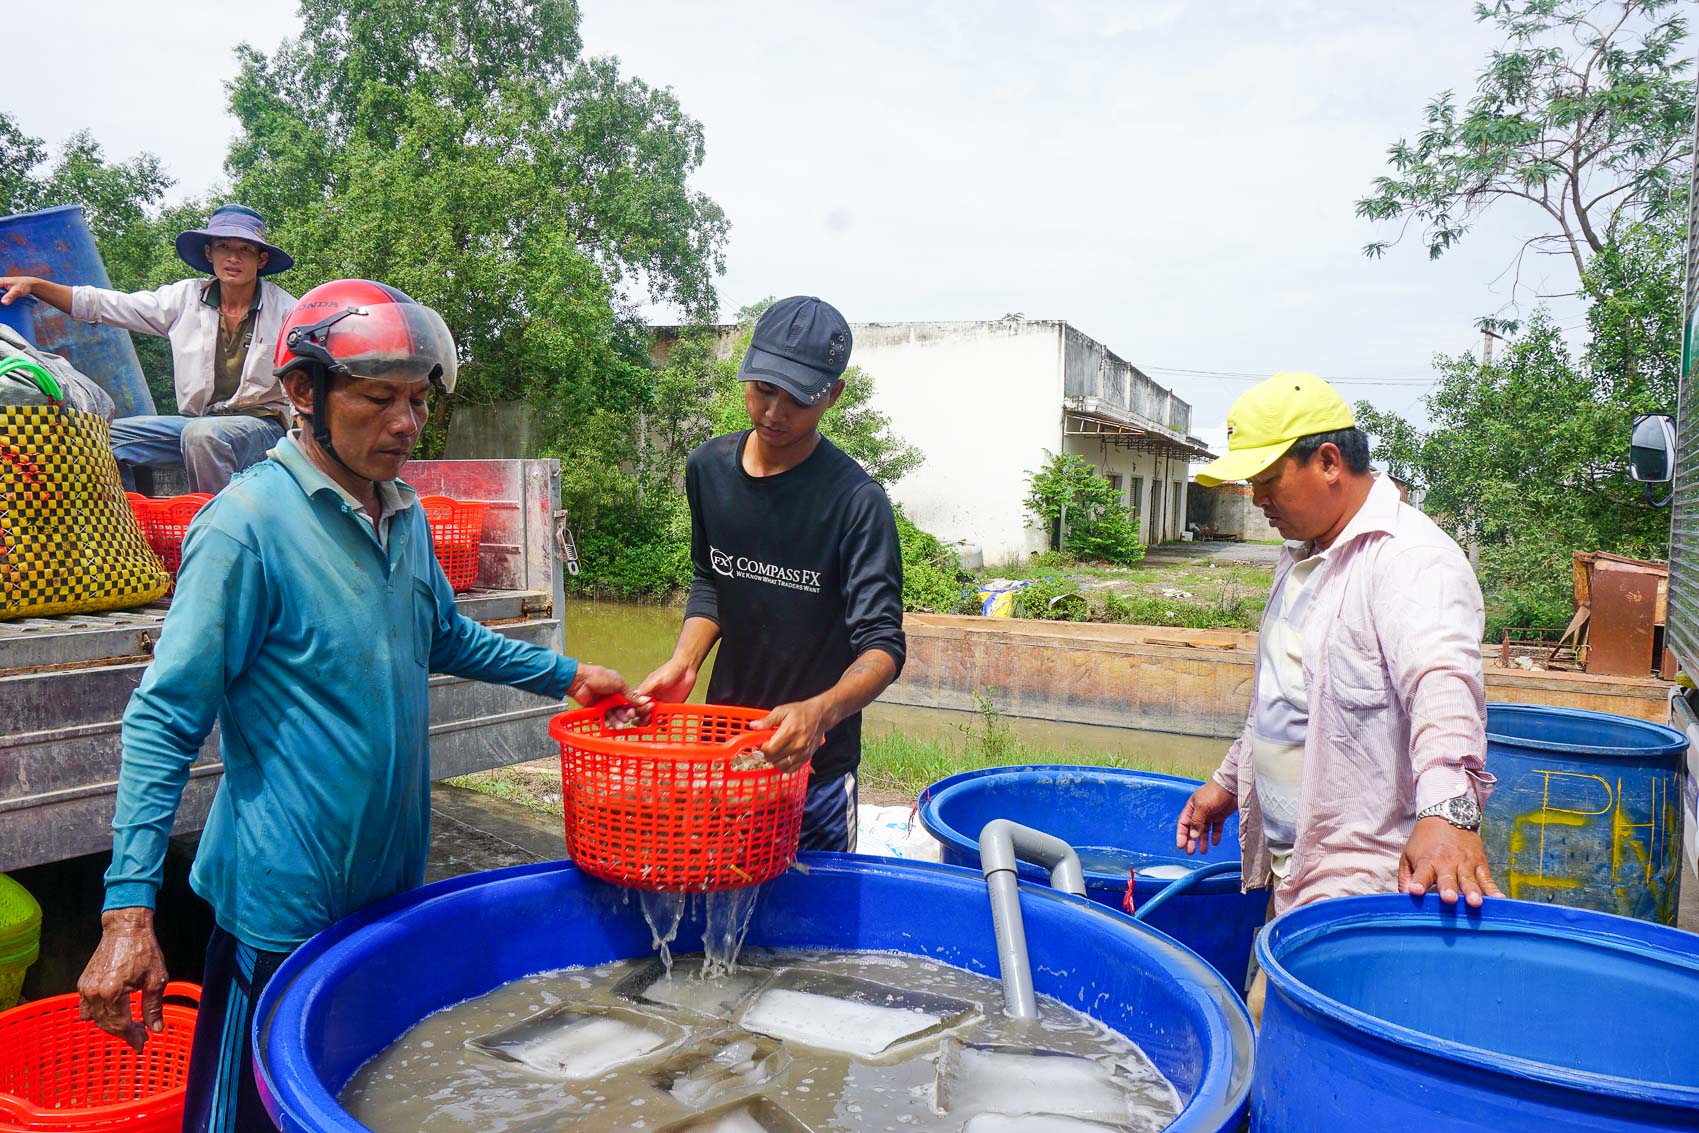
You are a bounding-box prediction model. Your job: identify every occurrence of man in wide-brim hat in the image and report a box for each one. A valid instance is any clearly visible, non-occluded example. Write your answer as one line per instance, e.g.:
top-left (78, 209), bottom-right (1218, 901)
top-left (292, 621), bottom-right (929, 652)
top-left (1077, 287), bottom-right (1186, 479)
top-left (0, 204), bottom-right (297, 493)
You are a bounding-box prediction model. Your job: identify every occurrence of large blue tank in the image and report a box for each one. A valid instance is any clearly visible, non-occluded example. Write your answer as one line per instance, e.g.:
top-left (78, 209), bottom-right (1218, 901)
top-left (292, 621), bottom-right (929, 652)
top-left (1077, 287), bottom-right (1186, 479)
top-left (1254, 893), bottom-right (1699, 1132)
top-left (919, 766), bottom-right (1267, 993)
top-left (254, 856), bottom-right (1254, 1132)
top-left (1482, 703), bottom-right (1686, 923)
top-left (0, 204), bottom-right (155, 418)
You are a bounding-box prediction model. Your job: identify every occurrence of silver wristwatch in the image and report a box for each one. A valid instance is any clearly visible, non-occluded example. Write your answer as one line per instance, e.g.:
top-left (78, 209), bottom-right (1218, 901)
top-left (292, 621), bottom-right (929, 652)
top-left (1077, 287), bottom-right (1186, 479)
top-left (1416, 795), bottom-right (1482, 832)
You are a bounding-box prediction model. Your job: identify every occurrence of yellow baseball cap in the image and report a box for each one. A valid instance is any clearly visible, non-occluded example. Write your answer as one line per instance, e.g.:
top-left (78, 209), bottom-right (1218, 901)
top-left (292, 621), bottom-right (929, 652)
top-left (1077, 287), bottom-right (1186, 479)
top-left (1194, 371), bottom-right (1355, 487)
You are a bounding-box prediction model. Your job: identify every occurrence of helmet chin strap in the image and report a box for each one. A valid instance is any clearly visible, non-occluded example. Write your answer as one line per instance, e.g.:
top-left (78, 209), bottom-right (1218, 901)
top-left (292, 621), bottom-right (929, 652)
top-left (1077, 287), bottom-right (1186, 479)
top-left (305, 364), bottom-right (367, 482)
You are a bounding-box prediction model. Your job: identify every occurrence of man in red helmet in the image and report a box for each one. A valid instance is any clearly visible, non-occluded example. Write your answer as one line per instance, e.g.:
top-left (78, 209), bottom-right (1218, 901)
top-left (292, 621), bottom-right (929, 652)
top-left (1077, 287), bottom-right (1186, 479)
top-left (75, 279), bottom-right (647, 1132)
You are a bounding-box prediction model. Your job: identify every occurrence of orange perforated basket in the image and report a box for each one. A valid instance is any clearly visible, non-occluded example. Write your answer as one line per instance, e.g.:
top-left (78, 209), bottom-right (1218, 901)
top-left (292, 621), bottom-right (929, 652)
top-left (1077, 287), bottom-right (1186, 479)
top-left (140, 495), bottom-right (213, 580)
top-left (419, 496), bottom-right (487, 592)
top-left (0, 982), bottom-right (198, 1131)
top-left (551, 702), bottom-right (809, 892)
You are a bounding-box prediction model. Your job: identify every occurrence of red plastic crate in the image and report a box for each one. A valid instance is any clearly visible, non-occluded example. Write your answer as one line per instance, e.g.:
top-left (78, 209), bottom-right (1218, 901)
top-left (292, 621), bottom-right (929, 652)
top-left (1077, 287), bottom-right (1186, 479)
top-left (0, 983), bottom-right (198, 1132)
top-left (145, 496), bottom-right (213, 577)
top-left (550, 702), bottom-right (809, 891)
top-left (419, 496), bottom-right (488, 592)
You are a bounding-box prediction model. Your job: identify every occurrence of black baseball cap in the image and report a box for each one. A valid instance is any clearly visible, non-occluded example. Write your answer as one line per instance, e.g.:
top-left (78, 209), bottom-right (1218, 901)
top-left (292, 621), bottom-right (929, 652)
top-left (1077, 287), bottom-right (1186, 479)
top-left (737, 295), bottom-right (852, 406)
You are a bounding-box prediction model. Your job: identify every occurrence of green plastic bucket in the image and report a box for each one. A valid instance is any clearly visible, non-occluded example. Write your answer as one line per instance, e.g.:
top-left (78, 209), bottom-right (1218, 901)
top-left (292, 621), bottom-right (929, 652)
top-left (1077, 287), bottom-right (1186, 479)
top-left (0, 875), bottom-right (41, 1009)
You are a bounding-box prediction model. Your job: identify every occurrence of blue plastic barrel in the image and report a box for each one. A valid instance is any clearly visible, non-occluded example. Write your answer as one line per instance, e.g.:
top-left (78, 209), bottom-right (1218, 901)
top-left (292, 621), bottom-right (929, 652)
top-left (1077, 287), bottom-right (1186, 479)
top-left (254, 856), bottom-right (1253, 1132)
top-left (1482, 703), bottom-right (1686, 924)
top-left (1254, 893), bottom-right (1699, 1132)
top-left (0, 291), bottom-right (35, 346)
top-left (0, 204), bottom-right (154, 417)
top-left (918, 765), bottom-right (1267, 994)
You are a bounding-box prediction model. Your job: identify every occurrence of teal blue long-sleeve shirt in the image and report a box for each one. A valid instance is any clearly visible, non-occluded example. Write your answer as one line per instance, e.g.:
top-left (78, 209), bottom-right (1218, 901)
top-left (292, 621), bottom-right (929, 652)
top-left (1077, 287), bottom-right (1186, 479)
top-left (104, 437), bottom-right (577, 951)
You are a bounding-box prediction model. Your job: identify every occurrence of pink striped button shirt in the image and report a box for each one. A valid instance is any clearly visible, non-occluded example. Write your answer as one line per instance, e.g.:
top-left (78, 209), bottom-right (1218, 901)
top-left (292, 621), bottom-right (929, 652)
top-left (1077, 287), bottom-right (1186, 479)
top-left (1211, 474), bottom-right (1496, 913)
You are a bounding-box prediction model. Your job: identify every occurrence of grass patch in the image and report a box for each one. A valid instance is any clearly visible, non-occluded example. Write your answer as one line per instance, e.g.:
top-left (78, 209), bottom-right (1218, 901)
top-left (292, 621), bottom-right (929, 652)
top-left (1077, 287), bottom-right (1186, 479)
top-left (444, 761), bottom-right (564, 816)
top-left (857, 733), bottom-right (1199, 801)
top-left (962, 553), bottom-right (1273, 631)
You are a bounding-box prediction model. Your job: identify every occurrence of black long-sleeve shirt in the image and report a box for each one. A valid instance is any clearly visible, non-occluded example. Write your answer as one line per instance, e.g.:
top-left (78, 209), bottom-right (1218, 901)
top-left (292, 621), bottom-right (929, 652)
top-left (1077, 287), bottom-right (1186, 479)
top-left (683, 431), bottom-right (907, 780)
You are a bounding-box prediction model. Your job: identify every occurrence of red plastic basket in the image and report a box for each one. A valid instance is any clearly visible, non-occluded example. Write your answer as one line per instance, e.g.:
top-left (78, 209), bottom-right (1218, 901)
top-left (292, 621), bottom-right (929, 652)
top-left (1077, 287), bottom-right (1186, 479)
top-left (0, 982), bottom-right (198, 1132)
top-left (419, 496), bottom-right (487, 592)
top-left (551, 702), bottom-right (809, 892)
top-left (136, 495), bottom-right (213, 579)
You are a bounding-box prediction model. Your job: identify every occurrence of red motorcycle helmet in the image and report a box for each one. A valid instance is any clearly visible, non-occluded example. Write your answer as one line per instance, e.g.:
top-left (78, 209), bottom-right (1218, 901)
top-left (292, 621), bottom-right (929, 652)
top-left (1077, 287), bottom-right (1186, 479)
top-left (273, 279), bottom-right (457, 469)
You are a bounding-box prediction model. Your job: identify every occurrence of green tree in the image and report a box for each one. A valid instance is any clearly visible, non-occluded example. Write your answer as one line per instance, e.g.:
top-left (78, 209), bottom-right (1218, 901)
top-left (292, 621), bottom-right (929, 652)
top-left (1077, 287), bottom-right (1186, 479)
top-left (224, 0), bottom-right (729, 452)
top-left (1357, 0), bottom-right (1693, 291)
top-left (1023, 451), bottom-right (1145, 566)
top-left (1354, 1), bottom-right (1692, 632)
top-left (1356, 219), bottom-right (1682, 627)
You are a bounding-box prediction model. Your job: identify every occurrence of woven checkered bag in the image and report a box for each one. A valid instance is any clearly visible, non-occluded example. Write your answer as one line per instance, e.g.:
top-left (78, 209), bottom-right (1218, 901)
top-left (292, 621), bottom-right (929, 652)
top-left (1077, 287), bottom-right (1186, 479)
top-left (0, 401), bottom-right (169, 620)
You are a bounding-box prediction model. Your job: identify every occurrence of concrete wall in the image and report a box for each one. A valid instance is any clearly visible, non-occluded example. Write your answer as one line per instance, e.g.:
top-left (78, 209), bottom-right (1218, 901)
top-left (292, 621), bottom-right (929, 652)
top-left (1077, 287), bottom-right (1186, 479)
top-left (853, 320), bottom-right (1064, 565)
top-left (886, 615), bottom-right (1673, 739)
top-left (1187, 482), bottom-right (1279, 541)
top-left (1060, 324), bottom-right (1191, 436)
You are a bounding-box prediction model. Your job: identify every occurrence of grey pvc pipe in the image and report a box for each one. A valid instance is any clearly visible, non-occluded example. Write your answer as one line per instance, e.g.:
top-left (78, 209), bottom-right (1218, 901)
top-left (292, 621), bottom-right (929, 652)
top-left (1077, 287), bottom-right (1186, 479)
top-left (978, 818), bottom-right (1087, 1021)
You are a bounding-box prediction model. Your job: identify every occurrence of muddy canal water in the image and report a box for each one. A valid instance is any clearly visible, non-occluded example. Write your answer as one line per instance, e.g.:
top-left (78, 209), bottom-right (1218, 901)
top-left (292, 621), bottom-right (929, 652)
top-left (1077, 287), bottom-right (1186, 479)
top-left (562, 601), bottom-right (1224, 780)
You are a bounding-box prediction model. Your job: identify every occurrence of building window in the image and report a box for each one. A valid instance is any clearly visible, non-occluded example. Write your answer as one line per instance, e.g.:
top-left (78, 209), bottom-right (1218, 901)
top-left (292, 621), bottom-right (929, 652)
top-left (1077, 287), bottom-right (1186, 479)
top-left (1106, 473), bottom-right (1123, 497)
top-left (1130, 476), bottom-right (1144, 517)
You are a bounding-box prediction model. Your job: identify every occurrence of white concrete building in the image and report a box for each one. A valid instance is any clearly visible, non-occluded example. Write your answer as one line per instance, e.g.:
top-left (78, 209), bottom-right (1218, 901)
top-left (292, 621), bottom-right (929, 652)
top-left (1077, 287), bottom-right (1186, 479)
top-left (849, 319), bottom-right (1213, 565)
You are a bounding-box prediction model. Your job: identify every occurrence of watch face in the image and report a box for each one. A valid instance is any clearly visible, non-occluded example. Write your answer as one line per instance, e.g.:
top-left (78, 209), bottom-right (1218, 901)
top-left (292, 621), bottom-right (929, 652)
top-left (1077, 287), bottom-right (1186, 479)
top-left (1449, 798), bottom-right (1481, 826)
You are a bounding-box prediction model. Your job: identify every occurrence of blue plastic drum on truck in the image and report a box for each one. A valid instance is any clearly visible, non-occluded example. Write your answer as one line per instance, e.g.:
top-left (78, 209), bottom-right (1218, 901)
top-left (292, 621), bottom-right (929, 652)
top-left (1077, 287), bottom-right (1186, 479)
top-left (254, 856), bottom-right (1254, 1132)
top-left (1482, 703), bottom-right (1686, 924)
top-left (918, 765), bottom-right (1267, 994)
top-left (1254, 893), bottom-right (1699, 1132)
top-left (0, 204), bottom-right (154, 418)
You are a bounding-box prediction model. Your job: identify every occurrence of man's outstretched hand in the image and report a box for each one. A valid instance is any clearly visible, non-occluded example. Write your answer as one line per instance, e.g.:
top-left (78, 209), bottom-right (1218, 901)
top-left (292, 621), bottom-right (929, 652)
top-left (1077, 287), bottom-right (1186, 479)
top-left (1175, 780), bottom-right (1236, 855)
top-left (568, 663), bottom-right (652, 725)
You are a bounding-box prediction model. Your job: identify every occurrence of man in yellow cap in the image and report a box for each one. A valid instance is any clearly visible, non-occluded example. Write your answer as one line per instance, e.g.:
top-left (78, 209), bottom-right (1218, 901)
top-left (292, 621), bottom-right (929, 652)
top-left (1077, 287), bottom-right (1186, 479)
top-left (1175, 373), bottom-right (1498, 1011)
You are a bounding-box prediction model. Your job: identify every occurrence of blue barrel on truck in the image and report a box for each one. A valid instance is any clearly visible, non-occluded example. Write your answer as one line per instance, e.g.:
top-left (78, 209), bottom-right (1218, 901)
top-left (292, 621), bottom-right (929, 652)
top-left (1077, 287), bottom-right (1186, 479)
top-left (0, 204), bottom-right (155, 418)
top-left (1481, 702), bottom-right (1686, 924)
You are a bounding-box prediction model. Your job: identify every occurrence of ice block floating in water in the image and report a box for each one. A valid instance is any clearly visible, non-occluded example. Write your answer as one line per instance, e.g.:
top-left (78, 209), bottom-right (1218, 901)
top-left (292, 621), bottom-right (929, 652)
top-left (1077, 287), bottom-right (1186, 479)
top-left (653, 1029), bottom-right (794, 1109)
top-left (466, 1005), bottom-right (683, 1079)
top-left (738, 968), bottom-right (977, 1059)
top-left (617, 956), bottom-right (773, 1020)
top-left (934, 1040), bottom-right (1148, 1126)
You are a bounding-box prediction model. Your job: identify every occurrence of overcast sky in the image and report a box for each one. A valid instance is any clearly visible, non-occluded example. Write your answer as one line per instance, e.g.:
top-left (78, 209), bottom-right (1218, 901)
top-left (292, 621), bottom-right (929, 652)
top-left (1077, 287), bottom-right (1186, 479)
top-left (10, 1), bottom-right (1593, 449)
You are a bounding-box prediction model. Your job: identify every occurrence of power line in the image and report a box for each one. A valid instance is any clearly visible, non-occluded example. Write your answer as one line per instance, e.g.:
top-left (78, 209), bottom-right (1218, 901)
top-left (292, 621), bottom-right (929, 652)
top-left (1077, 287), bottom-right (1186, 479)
top-left (1142, 365), bottom-right (1436, 388)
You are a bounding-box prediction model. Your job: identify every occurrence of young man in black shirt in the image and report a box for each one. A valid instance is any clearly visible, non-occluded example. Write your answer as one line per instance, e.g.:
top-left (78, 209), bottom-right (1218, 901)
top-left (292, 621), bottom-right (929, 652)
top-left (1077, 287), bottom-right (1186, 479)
top-left (639, 296), bottom-right (906, 851)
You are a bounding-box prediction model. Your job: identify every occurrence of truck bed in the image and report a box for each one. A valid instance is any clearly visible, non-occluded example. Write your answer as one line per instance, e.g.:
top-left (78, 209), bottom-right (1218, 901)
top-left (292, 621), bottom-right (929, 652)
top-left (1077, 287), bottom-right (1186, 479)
top-left (0, 459), bottom-right (570, 872)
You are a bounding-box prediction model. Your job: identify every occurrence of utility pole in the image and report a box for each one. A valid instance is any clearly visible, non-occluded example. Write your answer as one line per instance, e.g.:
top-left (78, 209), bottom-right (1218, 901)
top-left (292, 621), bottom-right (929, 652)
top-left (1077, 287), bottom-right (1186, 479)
top-left (1481, 326), bottom-right (1501, 365)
